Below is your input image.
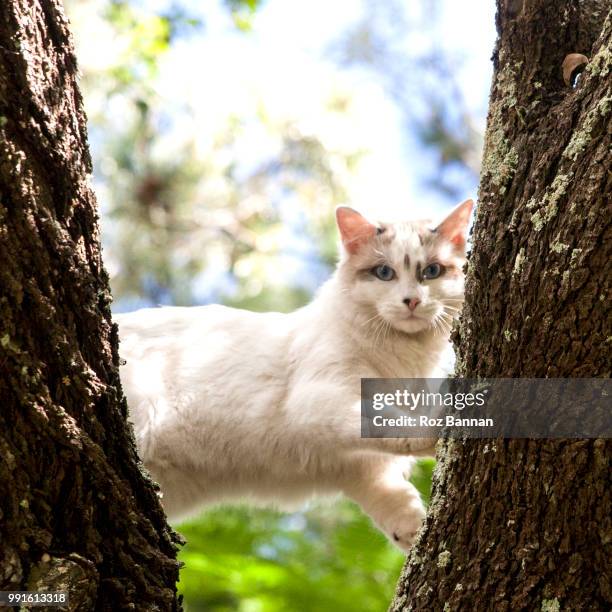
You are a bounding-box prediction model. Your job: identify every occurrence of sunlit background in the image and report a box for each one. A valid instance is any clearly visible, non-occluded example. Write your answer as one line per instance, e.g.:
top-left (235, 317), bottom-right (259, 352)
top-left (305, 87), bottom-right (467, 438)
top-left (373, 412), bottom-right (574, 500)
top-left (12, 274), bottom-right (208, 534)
top-left (66, 0), bottom-right (496, 609)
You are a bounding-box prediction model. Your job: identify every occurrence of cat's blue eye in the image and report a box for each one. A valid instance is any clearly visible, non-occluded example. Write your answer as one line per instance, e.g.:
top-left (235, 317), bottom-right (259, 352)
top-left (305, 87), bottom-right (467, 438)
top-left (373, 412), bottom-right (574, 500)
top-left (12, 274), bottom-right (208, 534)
top-left (422, 263), bottom-right (443, 280)
top-left (373, 264), bottom-right (395, 281)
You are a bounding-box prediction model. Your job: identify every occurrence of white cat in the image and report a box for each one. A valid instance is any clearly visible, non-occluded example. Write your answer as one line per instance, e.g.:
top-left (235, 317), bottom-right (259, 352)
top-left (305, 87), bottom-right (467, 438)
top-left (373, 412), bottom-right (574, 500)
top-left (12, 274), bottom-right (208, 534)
top-left (116, 198), bottom-right (473, 552)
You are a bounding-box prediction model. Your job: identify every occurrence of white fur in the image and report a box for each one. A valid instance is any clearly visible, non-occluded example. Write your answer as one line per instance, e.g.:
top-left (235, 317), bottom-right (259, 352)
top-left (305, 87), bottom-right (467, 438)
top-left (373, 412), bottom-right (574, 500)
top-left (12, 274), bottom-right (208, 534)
top-left (117, 204), bottom-right (470, 551)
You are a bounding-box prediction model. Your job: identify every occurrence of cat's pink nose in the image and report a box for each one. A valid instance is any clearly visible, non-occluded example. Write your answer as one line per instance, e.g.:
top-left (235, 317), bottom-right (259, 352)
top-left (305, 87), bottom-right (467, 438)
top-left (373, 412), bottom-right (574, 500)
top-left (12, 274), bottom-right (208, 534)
top-left (403, 298), bottom-right (421, 311)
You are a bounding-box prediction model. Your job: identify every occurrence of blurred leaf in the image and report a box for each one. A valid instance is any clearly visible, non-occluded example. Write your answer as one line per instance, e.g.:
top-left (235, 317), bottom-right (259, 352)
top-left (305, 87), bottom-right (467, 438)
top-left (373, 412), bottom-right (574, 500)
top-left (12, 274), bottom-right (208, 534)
top-left (225, 0), bottom-right (264, 31)
top-left (411, 457), bottom-right (436, 506)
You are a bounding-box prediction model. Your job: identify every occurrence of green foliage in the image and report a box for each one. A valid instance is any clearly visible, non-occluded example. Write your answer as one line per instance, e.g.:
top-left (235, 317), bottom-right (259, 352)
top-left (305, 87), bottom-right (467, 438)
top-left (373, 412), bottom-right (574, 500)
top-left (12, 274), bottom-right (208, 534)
top-left (224, 0), bottom-right (263, 31)
top-left (96, 1), bottom-right (202, 91)
top-left (176, 459), bottom-right (434, 611)
top-left (104, 3), bottom-right (169, 82)
top-left (410, 457), bottom-right (436, 506)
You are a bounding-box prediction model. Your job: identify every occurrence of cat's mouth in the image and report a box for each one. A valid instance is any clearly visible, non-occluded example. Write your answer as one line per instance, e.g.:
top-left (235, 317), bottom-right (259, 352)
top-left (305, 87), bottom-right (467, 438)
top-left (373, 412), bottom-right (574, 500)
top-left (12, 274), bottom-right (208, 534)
top-left (390, 313), bottom-right (432, 334)
top-left (377, 307), bottom-right (437, 334)
top-left (398, 311), bottom-right (427, 322)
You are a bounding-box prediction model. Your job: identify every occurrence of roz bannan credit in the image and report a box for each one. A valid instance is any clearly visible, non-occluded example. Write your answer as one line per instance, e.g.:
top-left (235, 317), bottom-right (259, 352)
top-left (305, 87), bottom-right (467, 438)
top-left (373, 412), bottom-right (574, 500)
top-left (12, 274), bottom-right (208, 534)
top-left (371, 415), bottom-right (495, 427)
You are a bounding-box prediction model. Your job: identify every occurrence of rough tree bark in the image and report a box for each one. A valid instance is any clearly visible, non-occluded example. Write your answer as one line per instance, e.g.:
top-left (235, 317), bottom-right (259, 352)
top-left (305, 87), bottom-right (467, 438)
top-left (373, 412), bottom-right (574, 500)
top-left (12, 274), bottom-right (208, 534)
top-left (392, 1), bottom-right (610, 610)
top-left (0, 2), bottom-right (182, 610)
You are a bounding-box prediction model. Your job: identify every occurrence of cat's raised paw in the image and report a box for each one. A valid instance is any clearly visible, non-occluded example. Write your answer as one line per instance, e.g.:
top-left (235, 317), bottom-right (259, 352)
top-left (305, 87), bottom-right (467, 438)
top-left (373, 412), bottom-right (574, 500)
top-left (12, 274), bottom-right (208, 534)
top-left (383, 503), bottom-right (426, 553)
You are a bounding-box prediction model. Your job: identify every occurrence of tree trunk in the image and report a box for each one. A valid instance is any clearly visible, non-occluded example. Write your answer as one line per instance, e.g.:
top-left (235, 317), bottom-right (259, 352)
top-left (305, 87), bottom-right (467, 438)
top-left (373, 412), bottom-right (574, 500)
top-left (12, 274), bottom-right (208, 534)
top-left (0, 2), bottom-right (181, 609)
top-left (391, 1), bottom-right (611, 610)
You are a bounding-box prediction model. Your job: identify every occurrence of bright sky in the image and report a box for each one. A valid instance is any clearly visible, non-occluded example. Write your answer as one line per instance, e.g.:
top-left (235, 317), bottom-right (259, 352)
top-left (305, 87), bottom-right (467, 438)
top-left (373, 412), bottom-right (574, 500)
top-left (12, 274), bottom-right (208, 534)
top-left (74, 0), bottom-right (496, 217)
top-left (153, 0), bottom-right (496, 220)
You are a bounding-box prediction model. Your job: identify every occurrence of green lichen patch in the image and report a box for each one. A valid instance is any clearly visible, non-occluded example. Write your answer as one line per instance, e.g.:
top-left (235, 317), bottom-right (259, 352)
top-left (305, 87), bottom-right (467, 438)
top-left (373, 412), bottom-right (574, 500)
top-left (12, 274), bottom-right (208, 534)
top-left (416, 583), bottom-right (433, 599)
top-left (512, 248), bottom-right (525, 275)
top-left (481, 60), bottom-right (520, 190)
top-left (0, 333), bottom-right (21, 353)
top-left (482, 133), bottom-right (518, 190)
top-left (569, 248), bottom-right (583, 265)
top-left (548, 174), bottom-right (572, 207)
top-left (563, 96), bottom-right (612, 161)
top-left (410, 552), bottom-right (423, 565)
top-left (531, 208), bottom-right (550, 232)
top-left (437, 550), bottom-right (452, 568)
top-left (586, 39), bottom-right (612, 78)
top-left (541, 598), bottom-right (561, 612)
top-left (503, 329), bottom-right (517, 342)
top-left (598, 95), bottom-right (612, 116)
top-left (530, 174), bottom-right (572, 232)
top-left (550, 241), bottom-right (569, 254)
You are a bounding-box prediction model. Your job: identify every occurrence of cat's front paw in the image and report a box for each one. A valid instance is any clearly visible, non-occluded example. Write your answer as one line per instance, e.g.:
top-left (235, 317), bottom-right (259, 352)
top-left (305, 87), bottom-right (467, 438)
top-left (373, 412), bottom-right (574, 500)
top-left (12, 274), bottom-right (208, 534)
top-left (382, 500), bottom-right (426, 553)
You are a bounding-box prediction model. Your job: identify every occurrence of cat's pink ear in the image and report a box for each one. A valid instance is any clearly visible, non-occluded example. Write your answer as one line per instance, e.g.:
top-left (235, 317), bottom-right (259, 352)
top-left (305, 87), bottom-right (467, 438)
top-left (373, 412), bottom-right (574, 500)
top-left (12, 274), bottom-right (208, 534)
top-left (435, 199), bottom-right (474, 249)
top-left (336, 206), bottom-right (377, 254)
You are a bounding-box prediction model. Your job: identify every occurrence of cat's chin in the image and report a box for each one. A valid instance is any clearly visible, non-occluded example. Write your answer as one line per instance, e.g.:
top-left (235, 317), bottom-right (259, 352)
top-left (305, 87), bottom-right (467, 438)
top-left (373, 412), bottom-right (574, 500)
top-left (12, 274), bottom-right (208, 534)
top-left (390, 316), bottom-right (432, 335)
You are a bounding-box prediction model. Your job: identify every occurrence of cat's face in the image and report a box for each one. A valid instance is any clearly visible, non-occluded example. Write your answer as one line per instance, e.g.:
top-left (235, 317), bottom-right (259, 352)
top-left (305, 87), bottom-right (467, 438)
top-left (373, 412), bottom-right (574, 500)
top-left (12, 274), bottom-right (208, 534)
top-left (336, 200), bottom-right (473, 335)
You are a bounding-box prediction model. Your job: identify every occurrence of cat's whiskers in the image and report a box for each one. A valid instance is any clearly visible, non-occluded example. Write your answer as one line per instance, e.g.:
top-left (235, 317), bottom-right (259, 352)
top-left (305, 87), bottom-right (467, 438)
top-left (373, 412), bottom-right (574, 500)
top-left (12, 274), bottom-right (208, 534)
top-left (437, 318), bottom-right (454, 337)
top-left (431, 314), bottom-right (447, 337)
top-left (440, 308), bottom-right (460, 322)
top-left (433, 319), bottom-right (445, 337)
top-left (428, 312), bottom-right (441, 335)
top-left (361, 312), bottom-right (383, 328)
top-left (439, 300), bottom-right (463, 322)
top-left (441, 303), bottom-right (462, 311)
top-left (370, 320), bottom-right (382, 348)
top-left (441, 308), bottom-right (461, 320)
top-left (375, 315), bottom-right (395, 349)
top-left (441, 303), bottom-right (464, 310)
top-left (373, 317), bottom-right (389, 348)
top-left (381, 319), bottom-right (393, 347)
top-left (431, 311), bottom-right (453, 337)
top-left (438, 308), bottom-right (456, 322)
top-left (360, 313), bottom-right (391, 350)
